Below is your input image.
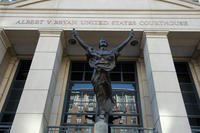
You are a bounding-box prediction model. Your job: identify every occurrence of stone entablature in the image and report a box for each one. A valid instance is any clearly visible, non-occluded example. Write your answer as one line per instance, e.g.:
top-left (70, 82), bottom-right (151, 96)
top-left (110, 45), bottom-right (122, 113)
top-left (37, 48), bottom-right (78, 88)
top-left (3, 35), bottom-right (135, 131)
top-left (0, 0), bottom-right (200, 10)
top-left (0, 10), bottom-right (200, 32)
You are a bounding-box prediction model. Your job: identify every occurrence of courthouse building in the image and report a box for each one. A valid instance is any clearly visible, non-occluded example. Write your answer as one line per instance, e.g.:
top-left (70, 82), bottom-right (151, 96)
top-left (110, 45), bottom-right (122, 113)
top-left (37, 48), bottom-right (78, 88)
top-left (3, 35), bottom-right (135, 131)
top-left (0, 0), bottom-right (200, 133)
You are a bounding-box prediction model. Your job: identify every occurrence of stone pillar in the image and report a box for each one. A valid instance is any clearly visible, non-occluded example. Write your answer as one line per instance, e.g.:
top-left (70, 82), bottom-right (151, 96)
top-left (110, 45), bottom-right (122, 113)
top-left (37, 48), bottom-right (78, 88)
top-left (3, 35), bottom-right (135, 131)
top-left (49, 57), bottom-right (70, 126)
top-left (190, 59), bottom-right (200, 97)
top-left (0, 30), bottom-right (8, 65)
top-left (137, 59), bottom-right (153, 128)
top-left (143, 31), bottom-right (191, 133)
top-left (0, 57), bottom-right (18, 108)
top-left (0, 29), bottom-right (10, 83)
top-left (10, 30), bottom-right (63, 133)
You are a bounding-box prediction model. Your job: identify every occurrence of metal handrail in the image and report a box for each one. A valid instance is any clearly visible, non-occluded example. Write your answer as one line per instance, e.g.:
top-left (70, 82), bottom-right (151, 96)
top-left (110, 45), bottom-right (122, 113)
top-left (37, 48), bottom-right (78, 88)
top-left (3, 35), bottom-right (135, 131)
top-left (0, 125), bottom-right (11, 133)
top-left (47, 125), bottom-right (155, 133)
top-left (192, 128), bottom-right (200, 133)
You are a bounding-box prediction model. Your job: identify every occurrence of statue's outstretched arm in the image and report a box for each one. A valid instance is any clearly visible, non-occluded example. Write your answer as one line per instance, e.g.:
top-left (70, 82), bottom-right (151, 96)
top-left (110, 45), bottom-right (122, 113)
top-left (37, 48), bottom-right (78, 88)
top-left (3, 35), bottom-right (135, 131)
top-left (72, 28), bottom-right (91, 52)
top-left (114, 29), bottom-right (135, 53)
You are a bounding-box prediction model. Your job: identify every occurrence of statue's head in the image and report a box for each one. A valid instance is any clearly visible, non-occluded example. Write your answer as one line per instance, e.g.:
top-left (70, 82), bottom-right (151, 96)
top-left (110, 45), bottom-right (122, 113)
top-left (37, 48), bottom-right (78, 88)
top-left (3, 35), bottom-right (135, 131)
top-left (99, 38), bottom-right (108, 49)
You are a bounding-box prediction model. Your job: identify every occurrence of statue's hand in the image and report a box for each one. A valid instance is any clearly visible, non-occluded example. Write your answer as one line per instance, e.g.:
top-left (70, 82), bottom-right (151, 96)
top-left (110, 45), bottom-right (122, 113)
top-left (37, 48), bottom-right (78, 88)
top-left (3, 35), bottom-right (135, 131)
top-left (129, 29), bottom-right (135, 38)
top-left (72, 28), bottom-right (78, 37)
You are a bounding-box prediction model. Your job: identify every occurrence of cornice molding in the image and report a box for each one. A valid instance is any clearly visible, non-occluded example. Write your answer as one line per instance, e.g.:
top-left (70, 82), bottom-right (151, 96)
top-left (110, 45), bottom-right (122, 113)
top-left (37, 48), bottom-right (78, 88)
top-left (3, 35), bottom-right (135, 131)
top-left (39, 29), bottom-right (66, 51)
top-left (144, 30), bottom-right (169, 37)
top-left (39, 29), bottom-right (63, 37)
top-left (0, 4), bottom-right (200, 14)
top-left (1, 8), bottom-right (200, 16)
top-left (139, 31), bottom-right (170, 57)
top-left (1, 0), bottom-right (200, 10)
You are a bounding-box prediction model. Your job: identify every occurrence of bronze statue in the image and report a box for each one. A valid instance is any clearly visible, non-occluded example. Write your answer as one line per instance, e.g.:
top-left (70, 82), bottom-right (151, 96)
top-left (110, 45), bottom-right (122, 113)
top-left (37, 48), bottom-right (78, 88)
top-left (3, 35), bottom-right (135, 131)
top-left (71, 29), bottom-right (136, 123)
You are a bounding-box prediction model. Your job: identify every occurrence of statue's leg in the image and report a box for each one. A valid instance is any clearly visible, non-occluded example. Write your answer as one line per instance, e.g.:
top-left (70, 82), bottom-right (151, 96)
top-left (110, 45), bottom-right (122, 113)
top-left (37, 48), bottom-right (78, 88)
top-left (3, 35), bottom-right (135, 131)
top-left (104, 111), bottom-right (109, 123)
top-left (96, 97), bottom-right (101, 121)
top-left (102, 98), bottom-right (113, 123)
top-left (99, 101), bottom-right (105, 119)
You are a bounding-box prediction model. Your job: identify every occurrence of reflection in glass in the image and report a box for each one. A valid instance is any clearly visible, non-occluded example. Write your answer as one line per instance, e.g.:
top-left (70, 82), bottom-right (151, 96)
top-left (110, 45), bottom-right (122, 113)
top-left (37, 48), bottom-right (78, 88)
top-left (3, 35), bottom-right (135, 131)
top-left (61, 61), bottom-right (142, 132)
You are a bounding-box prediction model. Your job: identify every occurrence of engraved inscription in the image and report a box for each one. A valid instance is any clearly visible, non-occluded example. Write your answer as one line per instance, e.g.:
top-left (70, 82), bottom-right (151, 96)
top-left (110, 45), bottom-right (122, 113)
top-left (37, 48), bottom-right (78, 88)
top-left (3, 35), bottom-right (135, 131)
top-left (15, 18), bottom-right (189, 27)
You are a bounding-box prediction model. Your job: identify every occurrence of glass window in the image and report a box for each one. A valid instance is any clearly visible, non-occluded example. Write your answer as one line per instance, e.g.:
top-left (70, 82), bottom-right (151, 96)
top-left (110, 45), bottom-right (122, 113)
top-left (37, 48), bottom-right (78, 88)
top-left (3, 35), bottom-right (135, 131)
top-left (0, 60), bottom-right (31, 128)
top-left (70, 72), bottom-right (83, 81)
top-left (130, 116), bottom-right (138, 125)
top-left (70, 62), bottom-right (93, 81)
top-left (110, 73), bottom-right (121, 81)
top-left (122, 63), bottom-right (135, 72)
top-left (76, 116), bottom-right (82, 124)
top-left (67, 115), bottom-right (71, 124)
top-left (61, 61), bottom-right (142, 131)
top-left (175, 62), bottom-right (200, 131)
top-left (84, 128), bottom-right (92, 133)
top-left (123, 73), bottom-right (135, 81)
top-left (119, 116), bottom-right (126, 124)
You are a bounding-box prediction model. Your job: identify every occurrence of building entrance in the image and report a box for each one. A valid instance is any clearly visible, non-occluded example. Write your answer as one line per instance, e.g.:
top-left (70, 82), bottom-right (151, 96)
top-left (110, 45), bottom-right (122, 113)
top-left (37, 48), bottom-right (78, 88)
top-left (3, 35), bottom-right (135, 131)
top-left (60, 61), bottom-right (145, 133)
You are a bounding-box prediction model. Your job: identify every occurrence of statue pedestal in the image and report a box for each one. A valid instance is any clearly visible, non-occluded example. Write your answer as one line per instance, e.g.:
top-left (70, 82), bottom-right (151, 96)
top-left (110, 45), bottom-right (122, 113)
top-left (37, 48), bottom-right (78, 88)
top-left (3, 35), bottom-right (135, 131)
top-left (94, 120), bottom-right (108, 133)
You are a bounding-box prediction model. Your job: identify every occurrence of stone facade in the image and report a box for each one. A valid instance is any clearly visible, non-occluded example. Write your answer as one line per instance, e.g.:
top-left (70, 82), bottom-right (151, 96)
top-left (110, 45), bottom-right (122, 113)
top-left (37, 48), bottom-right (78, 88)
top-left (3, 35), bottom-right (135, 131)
top-left (0, 0), bottom-right (200, 133)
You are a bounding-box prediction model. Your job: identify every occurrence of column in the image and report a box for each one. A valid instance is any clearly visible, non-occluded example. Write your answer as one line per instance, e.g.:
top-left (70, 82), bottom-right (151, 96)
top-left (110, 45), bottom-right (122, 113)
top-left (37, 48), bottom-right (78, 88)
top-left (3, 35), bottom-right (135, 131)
top-left (190, 59), bottom-right (200, 97)
top-left (0, 30), bottom-right (7, 65)
top-left (0, 29), bottom-right (10, 83)
top-left (143, 31), bottom-right (191, 133)
top-left (48, 57), bottom-right (70, 126)
top-left (137, 59), bottom-right (153, 128)
top-left (10, 30), bottom-right (63, 133)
